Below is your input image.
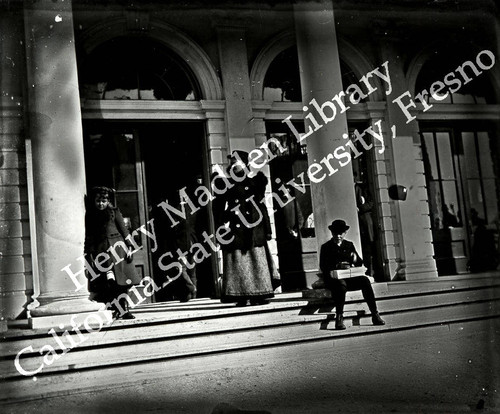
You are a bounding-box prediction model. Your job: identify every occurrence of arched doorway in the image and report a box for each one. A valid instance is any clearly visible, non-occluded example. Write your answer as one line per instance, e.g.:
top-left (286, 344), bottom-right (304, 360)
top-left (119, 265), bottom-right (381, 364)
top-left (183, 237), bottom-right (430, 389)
top-left (79, 36), bottom-right (217, 300)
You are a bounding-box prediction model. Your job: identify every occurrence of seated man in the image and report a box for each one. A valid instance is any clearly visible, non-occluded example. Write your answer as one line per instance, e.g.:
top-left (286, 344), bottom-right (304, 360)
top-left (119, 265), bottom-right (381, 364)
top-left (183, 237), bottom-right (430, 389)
top-left (319, 219), bottom-right (385, 330)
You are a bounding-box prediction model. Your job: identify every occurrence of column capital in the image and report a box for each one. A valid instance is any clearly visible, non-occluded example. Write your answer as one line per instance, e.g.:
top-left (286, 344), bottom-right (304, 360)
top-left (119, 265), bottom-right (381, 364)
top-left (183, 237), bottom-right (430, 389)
top-left (200, 100), bottom-right (226, 119)
top-left (251, 101), bottom-right (273, 119)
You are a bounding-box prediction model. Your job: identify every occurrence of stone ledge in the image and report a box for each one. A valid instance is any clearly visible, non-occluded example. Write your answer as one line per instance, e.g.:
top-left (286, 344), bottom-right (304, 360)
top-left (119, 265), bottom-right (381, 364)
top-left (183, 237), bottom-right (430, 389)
top-left (29, 310), bottom-right (114, 330)
top-left (303, 288), bottom-right (332, 299)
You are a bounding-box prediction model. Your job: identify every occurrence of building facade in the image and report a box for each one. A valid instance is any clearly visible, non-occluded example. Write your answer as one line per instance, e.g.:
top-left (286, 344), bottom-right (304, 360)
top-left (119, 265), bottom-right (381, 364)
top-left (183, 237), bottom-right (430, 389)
top-left (1, 0), bottom-right (499, 327)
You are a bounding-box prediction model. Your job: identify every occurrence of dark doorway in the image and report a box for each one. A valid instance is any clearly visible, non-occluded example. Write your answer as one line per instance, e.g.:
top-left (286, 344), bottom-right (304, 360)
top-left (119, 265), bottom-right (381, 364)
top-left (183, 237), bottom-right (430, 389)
top-left (141, 122), bottom-right (215, 300)
top-left (83, 121), bottom-right (215, 301)
top-left (266, 121), bottom-right (316, 291)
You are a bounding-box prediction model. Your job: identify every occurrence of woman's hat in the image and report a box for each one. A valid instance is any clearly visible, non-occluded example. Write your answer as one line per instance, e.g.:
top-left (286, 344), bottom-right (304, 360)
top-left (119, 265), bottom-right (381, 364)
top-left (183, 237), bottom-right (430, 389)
top-left (328, 219), bottom-right (350, 234)
top-left (228, 150), bottom-right (249, 164)
top-left (91, 186), bottom-right (114, 198)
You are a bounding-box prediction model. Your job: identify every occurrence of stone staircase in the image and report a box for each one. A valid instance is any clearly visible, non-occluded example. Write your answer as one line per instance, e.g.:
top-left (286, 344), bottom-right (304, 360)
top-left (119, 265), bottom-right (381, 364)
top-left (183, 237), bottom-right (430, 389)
top-left (1, 273), bottom-right (499, 402)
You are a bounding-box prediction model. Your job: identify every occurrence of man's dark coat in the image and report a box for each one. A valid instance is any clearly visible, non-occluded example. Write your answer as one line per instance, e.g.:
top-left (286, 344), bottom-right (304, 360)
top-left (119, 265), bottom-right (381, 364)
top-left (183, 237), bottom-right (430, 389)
top-left (319, 239), bottom-right (363, 279)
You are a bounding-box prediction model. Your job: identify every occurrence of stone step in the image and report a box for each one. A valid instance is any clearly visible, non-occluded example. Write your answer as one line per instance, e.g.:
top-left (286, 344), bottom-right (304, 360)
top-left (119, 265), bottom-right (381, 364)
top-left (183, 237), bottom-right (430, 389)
top-left (2, 292), bottom-right (498, 380)
top-left (2, 286), bottom-right (497, 357)
top-left (4, 318), bottom-right (493, 404)
top-left (305, 275), bottom-right (500, 300)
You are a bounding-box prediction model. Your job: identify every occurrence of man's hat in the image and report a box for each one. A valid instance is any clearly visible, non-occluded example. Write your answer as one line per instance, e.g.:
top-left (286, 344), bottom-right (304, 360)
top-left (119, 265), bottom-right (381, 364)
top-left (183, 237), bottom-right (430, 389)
top-left (328, 219), bottom-right (350, 234)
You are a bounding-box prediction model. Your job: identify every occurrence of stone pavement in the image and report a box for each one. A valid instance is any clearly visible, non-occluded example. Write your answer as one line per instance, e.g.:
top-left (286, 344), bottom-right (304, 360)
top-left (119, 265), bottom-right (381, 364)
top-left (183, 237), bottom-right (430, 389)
top-left (1, 317), bottom-right (499, 414)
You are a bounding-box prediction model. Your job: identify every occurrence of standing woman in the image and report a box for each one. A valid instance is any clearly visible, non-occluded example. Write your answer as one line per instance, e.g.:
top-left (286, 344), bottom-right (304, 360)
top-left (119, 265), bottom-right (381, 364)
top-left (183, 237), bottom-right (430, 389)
top-left (85, 186), bottom-right (141, 319)
top-left (214, 151), bottom-right (280, 306)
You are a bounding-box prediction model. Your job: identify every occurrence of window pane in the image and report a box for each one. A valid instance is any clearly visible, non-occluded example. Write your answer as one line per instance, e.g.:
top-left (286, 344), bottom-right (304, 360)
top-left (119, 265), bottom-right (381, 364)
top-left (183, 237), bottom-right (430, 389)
top-left (441, 180), bottom-right (462, 227)
top-left (263, 47), bottom-right (362, 103)
top-left (112, 134), bottom-right (137, 191)
top-left (297, 186), bottom-right (314, 237)
top-left (428, 181), bottom-right (443, 229)
top-left (477, 132), bottom-right (495, 178)
top-left (461, 132), bottom-right (479, 179)
top-left (467, 178), bottom-right (484, 219)
top-left (138, 69), bottom-right (195, 101)
top-left (414, 51), bottom-right (495, 104)
top-left (263, 47), bottom-right (302, 102)
top-left (104, 88), bottom-right (139, 100)
top-left (115, 192), bottom-right (141, 244)
top-left (84, 132), bottom-right (114, 187)
top-left (421, 133), bottom-right (438, 180)
top-left (483, 179), bottom-right (498, 224)
top-left (103, 69), bottom-right (140, 99)
top-left (436, 132), bottom-right (455, 180)
top-left (79, 37), bottom-right (199, 101)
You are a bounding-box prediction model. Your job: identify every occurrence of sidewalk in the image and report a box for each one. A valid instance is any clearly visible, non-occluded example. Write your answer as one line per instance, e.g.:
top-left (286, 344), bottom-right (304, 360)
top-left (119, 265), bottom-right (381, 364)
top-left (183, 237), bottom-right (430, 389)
top-left (1, 317), bottom-right (499, 413)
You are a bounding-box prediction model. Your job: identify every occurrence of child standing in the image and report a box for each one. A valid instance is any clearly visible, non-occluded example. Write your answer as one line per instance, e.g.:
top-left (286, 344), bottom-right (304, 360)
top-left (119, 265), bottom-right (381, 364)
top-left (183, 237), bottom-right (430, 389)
top-left (84, 186), bottom-right (141, 319)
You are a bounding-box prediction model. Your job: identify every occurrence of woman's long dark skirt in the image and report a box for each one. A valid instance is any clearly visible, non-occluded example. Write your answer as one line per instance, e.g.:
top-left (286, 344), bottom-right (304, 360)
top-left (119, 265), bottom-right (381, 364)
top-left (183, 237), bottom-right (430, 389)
top-left (221, 244), bottom-right (278, 302)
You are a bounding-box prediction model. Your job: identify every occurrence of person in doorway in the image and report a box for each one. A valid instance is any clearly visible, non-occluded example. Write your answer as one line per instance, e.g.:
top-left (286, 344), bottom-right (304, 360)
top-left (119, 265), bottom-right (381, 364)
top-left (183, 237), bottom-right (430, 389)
top-left (354, 171), bottom-right (375, 277)
top-left (149, 191), bottom-right (197, 303)
top-left (173, 175), bottom-right (208, 299)
top-left (468, 208), bottom-right (499, 272)
top-left (214, 150), bottom-right (280, 306)
top-left (84, 186), bottom-right (141, 319)
top-left (319, 219), bottom-right (385, 330)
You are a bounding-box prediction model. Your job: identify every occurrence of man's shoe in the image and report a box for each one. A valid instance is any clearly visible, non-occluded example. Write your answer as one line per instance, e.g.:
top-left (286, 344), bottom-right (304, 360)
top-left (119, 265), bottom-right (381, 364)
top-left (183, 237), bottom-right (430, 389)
top-left (122, 311), bottom-right (135, 320)
top-left (179, 293), bottom-right (193, 303)
top-left (372, 312), bottom-right (385, 326)
top-left (335, 314), bottom-right (346, 330)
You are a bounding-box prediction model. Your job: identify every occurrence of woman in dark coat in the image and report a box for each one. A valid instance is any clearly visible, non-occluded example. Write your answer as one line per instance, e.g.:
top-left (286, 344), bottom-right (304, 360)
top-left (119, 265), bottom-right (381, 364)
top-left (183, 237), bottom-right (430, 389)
top-left (214, 151), bottom-right (280, 306)
top-left (85, 186), bottom-right (141, 319)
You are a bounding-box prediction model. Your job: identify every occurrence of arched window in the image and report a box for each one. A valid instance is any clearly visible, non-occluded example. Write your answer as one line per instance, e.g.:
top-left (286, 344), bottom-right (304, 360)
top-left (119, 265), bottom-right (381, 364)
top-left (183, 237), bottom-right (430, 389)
top-left (79, 37), bottom-right (200, 100)
top-left (415, 51), bottom-right (495, 104)
top-left (263, 46), bottom-right (365, 103)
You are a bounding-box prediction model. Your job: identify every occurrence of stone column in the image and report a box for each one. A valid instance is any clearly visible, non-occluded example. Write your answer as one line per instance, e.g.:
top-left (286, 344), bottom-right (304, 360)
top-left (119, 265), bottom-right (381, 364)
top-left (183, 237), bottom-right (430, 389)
top-left (23, 0), bottom-right (103, 321)
top-left (201, 100), bottom-right (227, 295)
top-left (381, 44), bottom-right (438, 280)
top-left (252, 102), bottom-right (279, 268)
top-left (216, 26), bottom-right (256, 153)
top-left (293, 2), bottom-right (363, 260)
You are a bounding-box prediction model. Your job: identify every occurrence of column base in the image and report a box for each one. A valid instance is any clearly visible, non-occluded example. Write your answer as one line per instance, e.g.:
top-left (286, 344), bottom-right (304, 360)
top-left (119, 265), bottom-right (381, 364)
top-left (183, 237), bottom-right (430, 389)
top-left (29, 309), bottom-right (114, 330)
top-left (29, 295), bottom-right (106, 317)
top-left (394, 258), bottom-right (439, 281)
